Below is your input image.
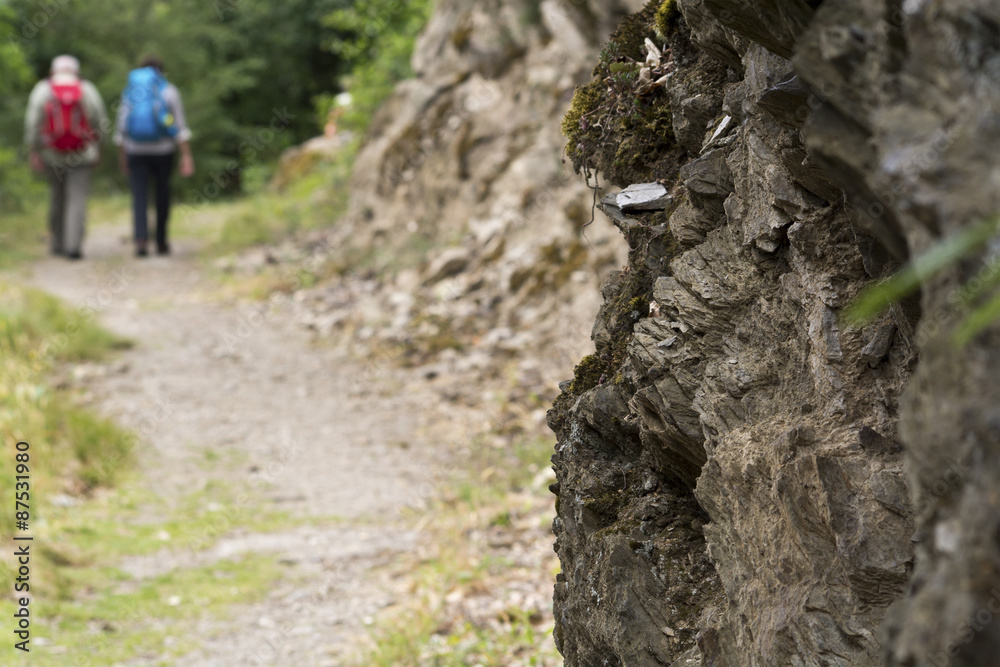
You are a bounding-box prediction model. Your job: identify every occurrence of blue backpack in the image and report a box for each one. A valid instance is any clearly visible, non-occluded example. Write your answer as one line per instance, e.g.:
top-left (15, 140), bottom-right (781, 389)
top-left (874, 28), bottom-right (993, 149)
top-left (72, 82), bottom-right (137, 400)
top-left (122, 67), bottom-right (178, 142)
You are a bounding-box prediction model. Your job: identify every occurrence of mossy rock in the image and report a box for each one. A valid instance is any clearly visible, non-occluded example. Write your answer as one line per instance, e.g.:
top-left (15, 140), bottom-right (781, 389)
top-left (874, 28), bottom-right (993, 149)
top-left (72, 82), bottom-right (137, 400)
top-left (654, 0), bottom-right (680, 41)
top-left (560, 0), bottom-right (688, 187)
top-left (567, 354), bottom-right (604, 395)
top-left (561, 80), bottom-right (602, 144)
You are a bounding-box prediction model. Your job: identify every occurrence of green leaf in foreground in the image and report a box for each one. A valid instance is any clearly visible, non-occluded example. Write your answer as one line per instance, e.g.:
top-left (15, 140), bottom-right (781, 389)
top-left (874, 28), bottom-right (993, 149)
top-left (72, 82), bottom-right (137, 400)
top-left (844, 211), bottom-right (1000, 327)
top-left (952, 286), bottom-right (1000, 346)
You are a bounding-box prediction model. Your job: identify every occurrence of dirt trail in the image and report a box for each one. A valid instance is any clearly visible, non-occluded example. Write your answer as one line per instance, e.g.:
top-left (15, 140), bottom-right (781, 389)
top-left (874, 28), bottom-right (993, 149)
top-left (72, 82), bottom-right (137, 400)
top-left (25, 220), bottom-right (459, 665)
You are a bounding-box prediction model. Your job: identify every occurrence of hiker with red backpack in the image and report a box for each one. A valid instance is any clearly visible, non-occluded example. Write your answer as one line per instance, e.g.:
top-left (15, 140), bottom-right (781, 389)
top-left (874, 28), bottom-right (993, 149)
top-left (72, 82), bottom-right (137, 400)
top-left (23, 55), bottom-right (108, 260)
top-left (114, 56), bottom-right (194, 257)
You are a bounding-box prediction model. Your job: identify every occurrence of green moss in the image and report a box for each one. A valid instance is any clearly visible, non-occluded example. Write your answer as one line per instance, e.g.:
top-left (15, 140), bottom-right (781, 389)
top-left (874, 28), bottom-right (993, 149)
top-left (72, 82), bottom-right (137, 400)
top-left (567, 354), bottom-right (604, 395)
top-left (604, 265), bottom-right (655, 369)
top-left (654, 0), bottom-right (680, 41)
top-left (559, 0), bottom-right (681, 186)
top-left (561, 80), bottom-right (602, 146)
top-left (583, 491), bottom-right (626, 525)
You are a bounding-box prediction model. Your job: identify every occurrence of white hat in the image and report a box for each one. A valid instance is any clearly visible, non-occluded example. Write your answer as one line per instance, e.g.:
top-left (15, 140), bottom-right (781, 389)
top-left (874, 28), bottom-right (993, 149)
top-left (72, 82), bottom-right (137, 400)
top-left (50, 55), bottom-right (80, 75)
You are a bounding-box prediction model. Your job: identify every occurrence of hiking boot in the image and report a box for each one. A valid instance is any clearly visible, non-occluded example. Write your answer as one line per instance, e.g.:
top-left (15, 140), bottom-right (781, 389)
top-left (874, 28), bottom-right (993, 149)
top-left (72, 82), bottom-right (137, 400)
top-left (156, 242), bottom-right (170, 256)
top-left (66, 250), bottom-right (83, 260)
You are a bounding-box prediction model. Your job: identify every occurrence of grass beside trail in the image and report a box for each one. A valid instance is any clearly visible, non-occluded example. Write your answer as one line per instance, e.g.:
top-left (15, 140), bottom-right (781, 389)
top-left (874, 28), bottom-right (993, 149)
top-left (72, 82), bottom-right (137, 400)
top-left (0, 171), bottom-right (348, 664)
top-left (176, 140), bottom-right (357, 256)
top-left (0, 187), bottom-right (131, 269)
top-left (351, 434), bottom-right (563, 667)
top-left (0, 476), bottom-right (305, 665)
top-left (0, 281), bottom-right (134, 519)
top-left (0, 280), bottom-right (317, 664)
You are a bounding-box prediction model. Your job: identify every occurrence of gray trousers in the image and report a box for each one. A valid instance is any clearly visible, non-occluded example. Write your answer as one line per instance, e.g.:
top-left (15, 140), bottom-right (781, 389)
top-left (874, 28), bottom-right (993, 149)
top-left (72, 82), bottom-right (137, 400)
top-left (46, 164), bottom-right (92, 255)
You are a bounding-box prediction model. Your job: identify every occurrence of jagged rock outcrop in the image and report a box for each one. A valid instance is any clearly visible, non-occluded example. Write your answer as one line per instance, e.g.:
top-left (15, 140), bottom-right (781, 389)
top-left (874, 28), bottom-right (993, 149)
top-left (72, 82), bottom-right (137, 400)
top-left (547, 0), bottom-right (1000, 664)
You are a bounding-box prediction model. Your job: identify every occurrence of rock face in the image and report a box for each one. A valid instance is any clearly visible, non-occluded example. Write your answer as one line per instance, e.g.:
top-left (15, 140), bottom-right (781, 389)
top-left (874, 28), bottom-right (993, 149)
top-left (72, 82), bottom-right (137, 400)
top-left (548, 0), bottom-right (1000, 665)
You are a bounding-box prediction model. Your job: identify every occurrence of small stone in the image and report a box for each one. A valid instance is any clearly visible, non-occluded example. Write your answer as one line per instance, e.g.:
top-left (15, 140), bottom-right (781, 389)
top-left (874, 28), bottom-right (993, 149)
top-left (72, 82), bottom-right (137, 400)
top-left (423, 247), bottom-right (472, 284)
top-left (701, 114), bottom-right (733, 153)
top-left (935, 522), bottom-right (960, 554)
top-left (612, 183), bottom-right (672, 212)
top-left (661, 626), bottom-right (676, 637)
top-left (51, 494), bottom-right (78, 507)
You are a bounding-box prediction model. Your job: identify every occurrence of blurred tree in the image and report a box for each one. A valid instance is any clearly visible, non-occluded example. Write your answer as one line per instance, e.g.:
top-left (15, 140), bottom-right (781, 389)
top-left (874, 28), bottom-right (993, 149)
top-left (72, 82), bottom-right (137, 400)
top-left (323, 0), bottom-right (432, 134)
top-left (5, 0), bottom-right (349, 195)
top-left (0, 3), bottom-right (34, 211)
top-left (0, 0), bottom-right (431, 198)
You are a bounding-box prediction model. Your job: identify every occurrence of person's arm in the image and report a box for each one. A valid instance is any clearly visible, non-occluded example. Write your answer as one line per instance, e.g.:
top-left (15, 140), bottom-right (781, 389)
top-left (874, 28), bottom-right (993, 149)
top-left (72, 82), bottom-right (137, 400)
top-left (82, 80), bottom-right (109, 164)
top-left (167, 85), bottom-right (194, 177)
top-left (178, 140), bottom-right (194, 177)
top-left (113, 90), bottom-right (130, 176)
top-left (23, 81), bottom-right (47, 172)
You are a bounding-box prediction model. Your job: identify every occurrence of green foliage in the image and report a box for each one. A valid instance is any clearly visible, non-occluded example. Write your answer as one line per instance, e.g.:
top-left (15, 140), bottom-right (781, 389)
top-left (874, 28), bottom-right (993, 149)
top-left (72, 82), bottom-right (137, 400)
top-left (845, 211), bottom-right (1000, 346)
top-left (323, 0), bottom-right (433, 135)
top-left (6, 0), bottom-right (349, 197)
top-left (953, 285), bottom-right (1000, 346)
top-left (205, 139), bottom-right (357, 254)
top-left (1, 0), bottom-right (432, 211)
top-left (0, 6), bottom-right (31, 94)
top-left (0, 4), bottom-right (35, 212)
top-left (845, 213), bottom-right (1000, 321)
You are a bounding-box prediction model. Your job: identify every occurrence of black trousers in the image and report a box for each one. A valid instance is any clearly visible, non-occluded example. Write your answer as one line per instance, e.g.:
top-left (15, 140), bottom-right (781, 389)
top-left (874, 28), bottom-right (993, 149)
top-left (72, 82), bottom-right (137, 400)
top-left (127, 152), bottom-right (175, 249)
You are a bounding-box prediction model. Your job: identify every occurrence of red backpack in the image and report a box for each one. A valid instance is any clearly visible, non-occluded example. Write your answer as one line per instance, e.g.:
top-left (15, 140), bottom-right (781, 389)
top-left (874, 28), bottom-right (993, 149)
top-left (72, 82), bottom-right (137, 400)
top-left (43, 80), bottom-right (95, 152)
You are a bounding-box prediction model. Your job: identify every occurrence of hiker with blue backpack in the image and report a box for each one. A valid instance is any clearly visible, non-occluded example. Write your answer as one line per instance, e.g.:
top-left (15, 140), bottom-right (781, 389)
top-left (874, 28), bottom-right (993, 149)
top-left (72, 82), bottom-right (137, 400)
top-left (23, 55), bottom-right (109, 260)
top-left (114, 56), bottom-right (194, 257)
